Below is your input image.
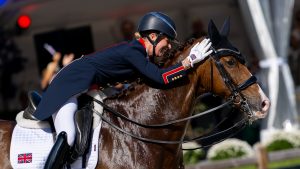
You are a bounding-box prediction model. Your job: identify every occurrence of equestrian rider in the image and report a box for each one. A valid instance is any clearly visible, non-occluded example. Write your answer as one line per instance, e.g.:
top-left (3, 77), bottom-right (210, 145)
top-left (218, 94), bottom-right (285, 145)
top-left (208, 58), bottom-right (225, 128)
top-left (33, 11), bottom-right (213, 169)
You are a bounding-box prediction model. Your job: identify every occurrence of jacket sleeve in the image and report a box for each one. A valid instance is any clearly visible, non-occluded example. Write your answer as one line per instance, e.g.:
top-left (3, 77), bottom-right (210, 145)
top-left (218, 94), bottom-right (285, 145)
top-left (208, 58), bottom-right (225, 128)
top-left (34, 58), bottom-right (96, 120)
top-left (125, 51), bottom-right (187, 85)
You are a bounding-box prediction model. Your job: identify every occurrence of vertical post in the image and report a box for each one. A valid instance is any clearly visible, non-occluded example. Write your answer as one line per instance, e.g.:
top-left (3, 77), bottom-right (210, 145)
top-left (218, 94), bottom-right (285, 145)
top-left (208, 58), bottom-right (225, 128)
top-left (254, 143), bottom-right (268, 169)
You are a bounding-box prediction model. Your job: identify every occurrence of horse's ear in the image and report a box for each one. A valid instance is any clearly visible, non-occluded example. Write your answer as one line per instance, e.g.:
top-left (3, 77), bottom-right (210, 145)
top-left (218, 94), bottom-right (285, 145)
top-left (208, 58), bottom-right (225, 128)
top-left (220, 17), bottom-right (230, 37)
top-left (208, 19), bottom-right (221, 46)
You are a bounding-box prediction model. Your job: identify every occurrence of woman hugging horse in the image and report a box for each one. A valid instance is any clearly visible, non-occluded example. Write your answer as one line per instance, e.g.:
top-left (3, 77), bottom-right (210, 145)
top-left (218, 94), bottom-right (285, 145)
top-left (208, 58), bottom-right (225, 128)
top-left (0, 14), bottom-right (270, 169)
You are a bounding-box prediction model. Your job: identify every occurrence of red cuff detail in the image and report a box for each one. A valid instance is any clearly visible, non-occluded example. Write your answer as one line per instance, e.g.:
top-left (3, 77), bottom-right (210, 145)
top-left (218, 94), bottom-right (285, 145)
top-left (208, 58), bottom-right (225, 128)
top-left (162, 66), bottom-right (185, 84)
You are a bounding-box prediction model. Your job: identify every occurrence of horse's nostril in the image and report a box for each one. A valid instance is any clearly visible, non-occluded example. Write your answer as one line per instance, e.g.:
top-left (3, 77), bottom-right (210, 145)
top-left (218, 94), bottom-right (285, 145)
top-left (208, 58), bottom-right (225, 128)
top-left (262, 99), bottom-right (270, 112)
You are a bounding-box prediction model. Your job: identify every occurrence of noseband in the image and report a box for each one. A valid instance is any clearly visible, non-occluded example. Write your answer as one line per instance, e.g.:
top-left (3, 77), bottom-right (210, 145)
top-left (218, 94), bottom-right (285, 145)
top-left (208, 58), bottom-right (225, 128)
top-left (209, 47), bottom-right (257, 122)
top-left (92, 47), bottom-right (258, 148)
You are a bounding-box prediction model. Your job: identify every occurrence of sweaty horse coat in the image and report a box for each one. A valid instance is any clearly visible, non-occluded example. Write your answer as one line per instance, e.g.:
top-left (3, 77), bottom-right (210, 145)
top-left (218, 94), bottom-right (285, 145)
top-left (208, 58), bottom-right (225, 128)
top-left (34, 39), bottom-right (187, 120)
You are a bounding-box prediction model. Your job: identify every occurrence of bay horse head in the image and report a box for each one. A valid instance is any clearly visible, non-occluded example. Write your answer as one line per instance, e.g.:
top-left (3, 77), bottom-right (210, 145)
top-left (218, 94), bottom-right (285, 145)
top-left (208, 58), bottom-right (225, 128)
top-left (95, 19), bottom-right (270, 169)
top-left (188, 18), bottom-right (270, 121)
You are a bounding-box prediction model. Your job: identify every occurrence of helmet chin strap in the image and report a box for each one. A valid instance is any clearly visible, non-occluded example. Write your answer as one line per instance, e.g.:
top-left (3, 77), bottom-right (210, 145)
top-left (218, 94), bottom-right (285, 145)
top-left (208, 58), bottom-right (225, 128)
top-left (146, 33), bottom-right (164, 60)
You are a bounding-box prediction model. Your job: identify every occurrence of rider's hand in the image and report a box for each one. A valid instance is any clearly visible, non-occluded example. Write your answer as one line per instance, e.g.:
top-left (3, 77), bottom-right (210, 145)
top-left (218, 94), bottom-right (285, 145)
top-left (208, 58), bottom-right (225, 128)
top-left (187, 38), bottom-right (213, 67)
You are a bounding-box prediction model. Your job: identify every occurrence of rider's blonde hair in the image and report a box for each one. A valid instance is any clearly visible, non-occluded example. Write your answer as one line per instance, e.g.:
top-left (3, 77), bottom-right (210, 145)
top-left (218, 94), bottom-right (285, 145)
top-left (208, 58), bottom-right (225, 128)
top-left (134, 32), bottom-right (141, 39)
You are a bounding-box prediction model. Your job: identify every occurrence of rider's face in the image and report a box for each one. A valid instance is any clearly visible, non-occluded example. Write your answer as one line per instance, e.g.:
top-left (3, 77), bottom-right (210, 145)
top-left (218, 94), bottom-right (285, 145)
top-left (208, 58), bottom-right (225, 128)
top-left (147, 33), bottom-right (171, 57)
top-left (155, 36), bottom-right (171, 57)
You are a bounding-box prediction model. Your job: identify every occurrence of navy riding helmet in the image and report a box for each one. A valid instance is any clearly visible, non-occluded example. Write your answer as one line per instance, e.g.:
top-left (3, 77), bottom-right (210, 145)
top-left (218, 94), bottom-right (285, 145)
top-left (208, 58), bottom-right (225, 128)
top-left (137, 12), bottom-right (177, 40)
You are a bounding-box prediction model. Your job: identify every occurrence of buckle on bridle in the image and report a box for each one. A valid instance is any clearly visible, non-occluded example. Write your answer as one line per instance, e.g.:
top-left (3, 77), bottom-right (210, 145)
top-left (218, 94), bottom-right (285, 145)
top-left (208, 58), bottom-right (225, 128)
top-left (229, 92), bottom-right (255, 124)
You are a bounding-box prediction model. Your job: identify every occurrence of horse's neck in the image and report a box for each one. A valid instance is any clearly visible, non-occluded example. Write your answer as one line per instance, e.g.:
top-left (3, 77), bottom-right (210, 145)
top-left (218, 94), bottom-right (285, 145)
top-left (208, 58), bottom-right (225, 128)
top-left (143, 49), bottom-right (197, 121)
top-left (106, 82), bottom-right (194, 124)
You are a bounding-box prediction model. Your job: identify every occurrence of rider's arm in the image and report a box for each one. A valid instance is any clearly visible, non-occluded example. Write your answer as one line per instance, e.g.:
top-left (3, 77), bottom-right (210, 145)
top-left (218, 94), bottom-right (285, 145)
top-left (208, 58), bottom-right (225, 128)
top-left (125, 52), bottom-right (186, 85)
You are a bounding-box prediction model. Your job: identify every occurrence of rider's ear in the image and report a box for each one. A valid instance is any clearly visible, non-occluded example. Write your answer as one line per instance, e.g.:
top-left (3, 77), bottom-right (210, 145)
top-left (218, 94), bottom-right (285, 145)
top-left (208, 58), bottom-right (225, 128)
top-left (208, 19), bottom-right (221, 46)
top-left (220, 17), bottom-right (230, 37)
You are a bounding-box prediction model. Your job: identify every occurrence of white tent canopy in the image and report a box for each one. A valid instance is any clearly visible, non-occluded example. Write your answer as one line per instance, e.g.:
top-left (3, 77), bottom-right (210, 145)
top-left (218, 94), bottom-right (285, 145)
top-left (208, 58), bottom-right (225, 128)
top-left (238, 0), bottom-right (298, 141)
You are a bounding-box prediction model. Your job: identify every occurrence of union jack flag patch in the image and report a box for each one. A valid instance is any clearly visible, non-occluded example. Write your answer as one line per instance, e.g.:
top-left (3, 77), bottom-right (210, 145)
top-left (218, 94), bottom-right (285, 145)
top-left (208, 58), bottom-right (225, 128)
top-left (190, 54), bottom-right (197, 60)
top-left (18, 153), bottom-right (32, 164)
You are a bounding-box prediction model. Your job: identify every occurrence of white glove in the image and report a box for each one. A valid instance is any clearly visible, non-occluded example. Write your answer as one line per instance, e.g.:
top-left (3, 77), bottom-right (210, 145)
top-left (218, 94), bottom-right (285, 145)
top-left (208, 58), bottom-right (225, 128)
top-left (188, 38), bottom-right (213, 67)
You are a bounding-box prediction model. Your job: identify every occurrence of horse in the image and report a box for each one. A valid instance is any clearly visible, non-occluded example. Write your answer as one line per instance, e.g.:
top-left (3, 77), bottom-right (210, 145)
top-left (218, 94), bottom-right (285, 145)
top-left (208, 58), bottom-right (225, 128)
top-left (0, 19), bottom-right (270, 169)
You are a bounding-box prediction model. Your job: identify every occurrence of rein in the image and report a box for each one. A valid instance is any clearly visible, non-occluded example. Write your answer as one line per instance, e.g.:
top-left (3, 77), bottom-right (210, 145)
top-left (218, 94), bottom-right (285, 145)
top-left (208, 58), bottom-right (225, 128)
top-left (92, 97), bottom-right (248, 148)
top-left (93, 47), bottom-right (257, 148)
top-left (93, 98), bottom-right (232, 128)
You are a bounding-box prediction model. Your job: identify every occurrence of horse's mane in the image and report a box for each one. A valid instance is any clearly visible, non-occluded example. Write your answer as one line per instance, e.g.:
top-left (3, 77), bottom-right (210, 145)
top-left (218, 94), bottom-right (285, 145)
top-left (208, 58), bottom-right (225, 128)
top-left (105, 38), bottom-right (198, 100)
top-left (158, 38), bottom-right (196, 65)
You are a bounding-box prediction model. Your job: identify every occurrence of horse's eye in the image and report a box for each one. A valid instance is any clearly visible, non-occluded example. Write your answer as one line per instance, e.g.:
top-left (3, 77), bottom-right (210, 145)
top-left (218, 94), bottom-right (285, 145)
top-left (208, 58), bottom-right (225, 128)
top-left (226, 59), bottom-right (236, 66)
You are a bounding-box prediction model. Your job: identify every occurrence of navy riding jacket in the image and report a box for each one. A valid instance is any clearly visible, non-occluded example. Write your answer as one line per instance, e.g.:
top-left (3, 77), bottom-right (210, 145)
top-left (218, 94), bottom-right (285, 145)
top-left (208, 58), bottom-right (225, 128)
top-left (34, 39), bottom-right (187, 120)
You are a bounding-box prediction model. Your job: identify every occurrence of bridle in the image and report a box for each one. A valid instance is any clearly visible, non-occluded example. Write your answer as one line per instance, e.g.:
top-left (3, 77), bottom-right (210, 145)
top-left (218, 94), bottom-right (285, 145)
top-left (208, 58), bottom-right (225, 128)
top-left (92, 46), bottom-right (258, 148)
top-left (209, 47), bottom-right (258, 123)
